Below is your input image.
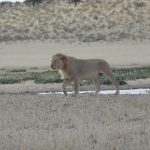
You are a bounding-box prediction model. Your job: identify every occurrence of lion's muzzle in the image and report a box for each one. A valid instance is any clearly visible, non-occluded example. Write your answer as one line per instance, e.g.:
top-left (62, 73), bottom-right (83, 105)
top-left (51, 64), bottom-right (55, 70)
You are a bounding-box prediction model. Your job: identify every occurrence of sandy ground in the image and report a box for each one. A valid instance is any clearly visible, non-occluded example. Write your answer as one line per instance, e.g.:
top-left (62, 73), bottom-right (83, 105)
top-left (0, 41), bottom-right (150, 69)
top-left (0, 41), bottom-right (150, 149)
top-left (0, 93), bottom-right (150, 150)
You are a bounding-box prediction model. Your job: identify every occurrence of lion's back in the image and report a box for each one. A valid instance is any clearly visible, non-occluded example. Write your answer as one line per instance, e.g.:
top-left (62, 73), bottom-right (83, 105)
top-left (67, 57), bottom-right (110, 79)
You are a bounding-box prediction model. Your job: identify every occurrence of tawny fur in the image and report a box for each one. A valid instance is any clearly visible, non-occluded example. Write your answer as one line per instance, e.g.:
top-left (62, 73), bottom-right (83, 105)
top-left (51, 53), bottom-right (119, 96)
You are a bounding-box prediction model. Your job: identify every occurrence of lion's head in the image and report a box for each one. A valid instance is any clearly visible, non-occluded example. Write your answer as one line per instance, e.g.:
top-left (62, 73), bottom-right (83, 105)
top-left (51, 53), bottom-right (67, 70)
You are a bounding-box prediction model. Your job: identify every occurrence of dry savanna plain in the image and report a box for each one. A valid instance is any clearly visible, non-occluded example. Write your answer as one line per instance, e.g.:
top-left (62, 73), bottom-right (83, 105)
top-left (0, 41), bottom-right (150, 150)
top-left (0, 0), bottom-right (150, 149)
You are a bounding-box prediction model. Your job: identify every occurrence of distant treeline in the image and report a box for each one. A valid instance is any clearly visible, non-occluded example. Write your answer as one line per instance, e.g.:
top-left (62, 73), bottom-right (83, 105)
top-left (25, 0), bottom-right (80, 7)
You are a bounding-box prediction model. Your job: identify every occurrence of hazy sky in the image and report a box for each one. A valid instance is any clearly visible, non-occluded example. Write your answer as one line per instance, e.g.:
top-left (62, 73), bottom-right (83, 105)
top-left (0, 0), bottom-right (25, 2)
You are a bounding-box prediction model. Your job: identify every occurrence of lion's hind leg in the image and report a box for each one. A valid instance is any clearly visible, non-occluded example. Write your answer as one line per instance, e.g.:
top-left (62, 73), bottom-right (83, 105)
top-left (103, 69), bottom-right (119, 95)
top-left (94, 73), bottom-right (103, 94)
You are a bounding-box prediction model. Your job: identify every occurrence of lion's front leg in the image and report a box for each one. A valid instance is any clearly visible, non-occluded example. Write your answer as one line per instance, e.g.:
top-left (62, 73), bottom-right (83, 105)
top-left (94, 78), bottom-right (100, 94)
top-left (62, 79), bottom-right (71, 96)
top-left (72, 78), bottom-right (79, 97)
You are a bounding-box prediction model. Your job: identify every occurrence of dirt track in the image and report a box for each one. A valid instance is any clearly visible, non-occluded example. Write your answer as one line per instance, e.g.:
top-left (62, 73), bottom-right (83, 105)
top-left (0, 41), bottom-right (150, 69)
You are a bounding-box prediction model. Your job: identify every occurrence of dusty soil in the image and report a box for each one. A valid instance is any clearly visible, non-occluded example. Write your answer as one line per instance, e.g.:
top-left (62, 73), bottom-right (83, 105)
top-left (0, 79), bottom-right (150, 95)
top-left (0, 41), bottom-right (150, 69)
top-left (0, 93), bottom-right (150, 150)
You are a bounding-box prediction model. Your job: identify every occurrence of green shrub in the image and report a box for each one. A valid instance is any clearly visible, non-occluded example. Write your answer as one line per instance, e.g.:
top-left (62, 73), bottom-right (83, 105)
top-left (24, 0), bottom-right (42, 7)
top-left (133, 2), bottom-right (145, 8)
top-left (0, 79), bottom-right (21, 84)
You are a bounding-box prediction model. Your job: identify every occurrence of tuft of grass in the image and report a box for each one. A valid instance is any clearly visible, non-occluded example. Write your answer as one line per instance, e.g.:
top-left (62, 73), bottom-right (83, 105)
top-left (116, 76), bottom-right (126, 85)
top-left (30, 67), bottom-right (38, 70)
top-left (8, 69), bottom-right (26, 73)
top-left (0, 68), bottom-right (6, 71)
top-left (101, 76), bottom-right (126, 85)
top-left (0, 79), bottom-right (21, 84)
top-left (35, 78), bottom-right (63, 84)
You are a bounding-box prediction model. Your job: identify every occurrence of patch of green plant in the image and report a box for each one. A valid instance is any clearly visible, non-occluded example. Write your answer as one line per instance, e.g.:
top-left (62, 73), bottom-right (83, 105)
top-left (0, 79), bottom-right (21, 84)
top-left (116, 76), bottom-right (126, 85)
top-left (0, 68), bottom-right (6, 70)
top-left (112, 67), bottom-right (150, 80)
top-left (0, 67), bottom-right (150, 85)
top-left (35, 78), bottom-right (63, 84)
top-left (30, 67), bottom-right (38, 70)
top-left (8, 69), bottom-right (26, 73)
top-left (133, 2), bottom-right (146, 8)
top-left (100, 76), bottom-right (126, 85)
top-left (24, 0), bottom-right (42, 6)
top-left (80, 76), bottom-right (126, 86)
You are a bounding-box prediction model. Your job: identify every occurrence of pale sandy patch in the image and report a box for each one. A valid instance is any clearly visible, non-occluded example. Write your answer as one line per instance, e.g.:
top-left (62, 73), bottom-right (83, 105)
top-left (0, 41), bottom-right (150, 69)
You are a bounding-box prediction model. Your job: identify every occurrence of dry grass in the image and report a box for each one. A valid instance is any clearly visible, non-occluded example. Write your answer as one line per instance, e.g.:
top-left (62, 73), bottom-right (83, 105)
top-left (0, 93), bottom-right (150, 150)
top-left (0, 0), bottom-right (150, 42)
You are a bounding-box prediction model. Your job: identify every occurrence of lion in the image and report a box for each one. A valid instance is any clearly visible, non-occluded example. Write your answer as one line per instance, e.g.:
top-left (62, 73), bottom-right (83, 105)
top-left (51, 53), bottom-right (119, 96)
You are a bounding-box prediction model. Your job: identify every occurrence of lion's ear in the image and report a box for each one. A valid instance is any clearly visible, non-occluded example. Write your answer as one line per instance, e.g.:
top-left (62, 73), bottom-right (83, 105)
top-left (60, 55), bottom-right (67, 63)
top-left (55, 53), bottom-right (67, 61)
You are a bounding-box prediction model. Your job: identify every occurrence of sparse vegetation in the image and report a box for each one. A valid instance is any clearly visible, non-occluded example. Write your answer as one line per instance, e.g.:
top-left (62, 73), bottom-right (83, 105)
top-left (24, 0), bottom-right (42, 7)
top-left (30, 67), bottom-right (38, 70)
top-left (0, 0), bottom-right (150, 42)
top-left (24, 0), bottom-right (79, 7)
top-left (0, 67), bottom-right (150, 85)
top-left (133, 2), bottom-right (146, 8)
top-left (8, 69), bottom-right (26, 72)
top-left (0, 79), bottom-right (21, 84)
